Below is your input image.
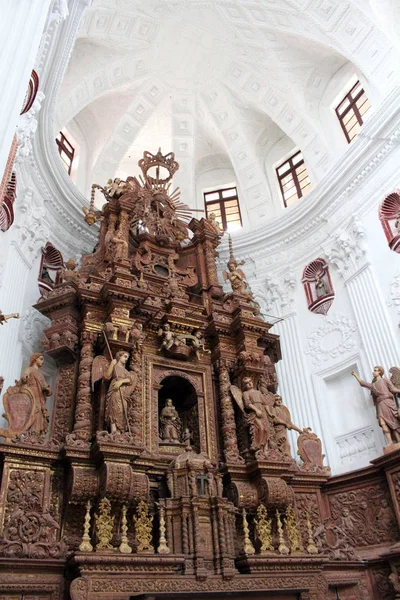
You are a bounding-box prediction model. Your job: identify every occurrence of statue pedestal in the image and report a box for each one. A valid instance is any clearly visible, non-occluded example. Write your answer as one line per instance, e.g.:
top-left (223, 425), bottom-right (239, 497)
top-left (384, 442), bottom-right (400, 455)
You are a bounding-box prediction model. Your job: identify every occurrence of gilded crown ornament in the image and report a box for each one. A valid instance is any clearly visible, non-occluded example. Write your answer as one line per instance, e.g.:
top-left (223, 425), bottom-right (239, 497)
top-left (139, 148), bottom-right (179, 184)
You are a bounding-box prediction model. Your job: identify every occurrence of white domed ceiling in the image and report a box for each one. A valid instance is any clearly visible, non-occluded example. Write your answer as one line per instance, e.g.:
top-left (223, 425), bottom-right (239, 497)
top-left (55, 0), bottom-right (400, 228)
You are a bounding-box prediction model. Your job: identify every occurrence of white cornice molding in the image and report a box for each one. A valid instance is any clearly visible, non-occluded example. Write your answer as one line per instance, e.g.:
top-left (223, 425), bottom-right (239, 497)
top-left (29, 2), bottom-right (400, 268)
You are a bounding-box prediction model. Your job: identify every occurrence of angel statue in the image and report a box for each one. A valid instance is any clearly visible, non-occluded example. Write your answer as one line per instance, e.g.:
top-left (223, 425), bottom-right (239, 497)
top-left (158, 323), bottom-right (178, 352)
top-left (92, 350), bottom-right (137, 434)
top-left (223, 235), bottom-right (250, 296)
top-left (230, 376), bottom-right (273, 457)
top-left (174, 329), bottom-right (210, 361)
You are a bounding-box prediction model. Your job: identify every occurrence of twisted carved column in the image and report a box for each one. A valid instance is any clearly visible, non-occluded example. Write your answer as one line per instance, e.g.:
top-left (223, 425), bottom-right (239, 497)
top-left (67, 331), bottom-right (95, 445)
top-left (218, 366), bottom-right (243, 464)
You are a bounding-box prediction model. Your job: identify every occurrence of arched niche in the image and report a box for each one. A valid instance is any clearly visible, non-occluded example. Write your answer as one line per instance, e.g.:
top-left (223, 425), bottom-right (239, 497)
top-left (38, 242), bottom-right (64, 296)
top-left (158, 375), bottom-right (199, 449)
top-left (379, 191), bottom-right (400, 253)
top-left (301, 258), bottom-right (334, 316)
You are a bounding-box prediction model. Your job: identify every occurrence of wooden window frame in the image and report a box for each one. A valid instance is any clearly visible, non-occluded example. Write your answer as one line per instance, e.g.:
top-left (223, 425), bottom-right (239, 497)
top-left (204, 186), bottom-right (242, 232)
top-left (335, 81), bottom-right (370, 144)
top-left (276, 151), bottom-right (309, 208)
top-left (56, 131), bottom-right (75, 175)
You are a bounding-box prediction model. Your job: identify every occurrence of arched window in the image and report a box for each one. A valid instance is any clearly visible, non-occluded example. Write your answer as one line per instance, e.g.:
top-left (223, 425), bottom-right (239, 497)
top-left (276, 151), bottom-right (311, 208)
top-left (38, 242), bottom-right (64, 296)
top-left (379, 191), bottom-right (400, 253)
top-left (204, 186), bottom-right (242, 232)
top-left (335, 80), bottom-right (371, 143)
top-left (302, 258), bottom-right (334, 316)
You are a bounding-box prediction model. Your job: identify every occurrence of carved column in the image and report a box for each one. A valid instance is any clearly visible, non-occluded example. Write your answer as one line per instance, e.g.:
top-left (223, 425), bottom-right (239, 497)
top-left (52, 362), bottom-right (77, 443)
top-left (323, 218), bottom-right (400, 369)
top-left (218, 366), bottom-right (243, 464)
top-left (67, 331), bottom-right (95, 444)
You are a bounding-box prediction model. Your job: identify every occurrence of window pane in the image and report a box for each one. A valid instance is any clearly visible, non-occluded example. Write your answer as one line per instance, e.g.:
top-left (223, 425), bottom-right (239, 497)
top-left (204, 191), bottom-right (219, 202)
top-left (204, 187), bottom-right (241, 231)
top-left (336, 81), bottom-right (370, 143)
top-left (222, 188), bottom-right (236, 198)
top-left (277, 151), bottom-right (311, 206)
top-left (292, 152), bottom-right (303, 165)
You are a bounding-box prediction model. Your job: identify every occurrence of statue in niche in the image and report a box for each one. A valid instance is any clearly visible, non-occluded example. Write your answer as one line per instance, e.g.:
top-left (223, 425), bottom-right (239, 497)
top-left (230, 377), bottom-right (272, 456)
top-left (267, 394), bottom-right (306, 456)
top-left (112, 229), bottom-right (128, 261)
top-left (160, 399), bottom-right (181, 443)
top-left (92, 351), bottom-right (137, 434)
top-left (315, 275), bottom-right (329, 298)
top-left (352, 367), bottom-right (400, 446)
top-left (0, 353), bottom-right (52, 439)
top-left (21, 353), bottom-right (51, 434)
top-left (105, 351), bottom-right (137, 433)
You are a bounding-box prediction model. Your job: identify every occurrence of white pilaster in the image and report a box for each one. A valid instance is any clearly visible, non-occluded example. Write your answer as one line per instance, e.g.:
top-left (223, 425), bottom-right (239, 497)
top-left (323, 217), bottom-right (400, 372)
top-left (253, 274), bottom-right (328, 462)
top-left (0, 0), bottom-right (52, 179)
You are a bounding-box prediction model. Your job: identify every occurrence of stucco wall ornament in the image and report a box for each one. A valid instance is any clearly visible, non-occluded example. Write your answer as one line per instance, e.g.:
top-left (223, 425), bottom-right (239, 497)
top-left (19, 308), bottom-right (51, 353)
top-left (252, 272), bottom-right (296, 319)
top-left (322, 218), bottom-right (367, 281)
top-left (387, 272), bottom-right (400, 316)
top-left (15, 92), bottom-right (45, 165)
top-left (304, 313), bottom-right (357, 365)
top-left (12, 188), bottom-right (50, 266)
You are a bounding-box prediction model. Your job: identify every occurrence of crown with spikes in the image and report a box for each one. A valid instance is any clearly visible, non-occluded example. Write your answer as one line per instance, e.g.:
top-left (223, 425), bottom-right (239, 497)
top-left (138, 148), bottom-right (179, 184)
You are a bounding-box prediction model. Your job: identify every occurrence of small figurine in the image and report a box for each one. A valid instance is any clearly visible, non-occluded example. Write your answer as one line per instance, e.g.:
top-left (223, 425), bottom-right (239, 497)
top-left (315, 275), bottom-right (329, 298)
top-left (158, 323), bottom-right (177, 352)
top-left (112, 229), bottom-right (128, 261)
top-left (160, 399), bottom-right (181, 443)
top-left (0, 310), bottom-right (19, 326)
top-left (61, 258), bottom-right (79, 283)
top-left (223, 235), bottom-right (251, 296)
top-left (206, 212), bottom-right (222, 234)
top-left (352, 367), bottom-right (400, 446)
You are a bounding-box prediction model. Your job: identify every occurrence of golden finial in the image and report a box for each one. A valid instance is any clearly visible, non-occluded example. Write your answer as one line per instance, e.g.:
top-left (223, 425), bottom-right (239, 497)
top-left (95, 497), bottom-right (114, 551)
top-left (242, 507), bottom-right (255, 555)
top-left (255, 504), bottom-right (274, 554)
top-left (118, 504), bottom-right (132, 554)
top-left (157, 502), bottom-right (170, 554)
top-left (133, 500), bottom-right (154, 553)
top-left (285, 505), bottom-right (303, 554)
top-left (276, 510), bottom-right (289, 555)
top-left (306, 513), bottom-right (318, 554)
top-left (79, 500), bottom-right (93, 552)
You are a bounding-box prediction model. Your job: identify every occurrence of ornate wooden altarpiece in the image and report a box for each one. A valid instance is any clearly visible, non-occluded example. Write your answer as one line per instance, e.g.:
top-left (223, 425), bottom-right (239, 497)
top-left (1, 150), bottom-right (400, 600)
